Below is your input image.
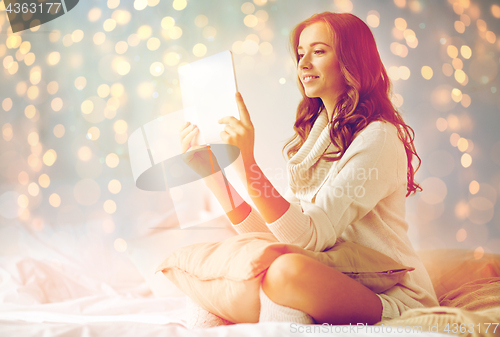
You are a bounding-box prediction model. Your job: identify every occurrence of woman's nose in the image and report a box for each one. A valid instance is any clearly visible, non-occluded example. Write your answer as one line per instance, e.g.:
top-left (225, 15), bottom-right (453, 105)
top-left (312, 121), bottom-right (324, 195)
top-left (299, 57), bottom-right (311, 69)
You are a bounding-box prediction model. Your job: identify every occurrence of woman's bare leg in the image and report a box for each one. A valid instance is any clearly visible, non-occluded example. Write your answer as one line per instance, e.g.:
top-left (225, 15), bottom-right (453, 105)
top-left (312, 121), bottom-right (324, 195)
top-left (261, 253), bottom-right (383, 325)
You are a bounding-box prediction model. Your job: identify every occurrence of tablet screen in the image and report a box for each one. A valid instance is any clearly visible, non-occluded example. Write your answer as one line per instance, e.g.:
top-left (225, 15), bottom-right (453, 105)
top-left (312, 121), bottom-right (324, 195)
top-left (178, 50), bottom-right (239, 145)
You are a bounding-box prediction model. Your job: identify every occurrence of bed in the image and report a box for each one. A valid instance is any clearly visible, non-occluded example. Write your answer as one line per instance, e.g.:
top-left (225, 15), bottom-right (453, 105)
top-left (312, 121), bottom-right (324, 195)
top-left (0, 218), bottom-right (499, 337)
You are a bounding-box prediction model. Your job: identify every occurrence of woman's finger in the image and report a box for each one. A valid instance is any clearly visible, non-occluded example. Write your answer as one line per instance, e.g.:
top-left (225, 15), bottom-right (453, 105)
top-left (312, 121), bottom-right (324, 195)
top-left (180, 124), bottom-right (196, 140)
top-left (235, 92), bottom-right (252, 126)
top-left (181, 127), bottom-right (198, 153)
top-left (218, 116), bottom-right (240, 127)
top-left (224, 124), bottom-right (237, 136)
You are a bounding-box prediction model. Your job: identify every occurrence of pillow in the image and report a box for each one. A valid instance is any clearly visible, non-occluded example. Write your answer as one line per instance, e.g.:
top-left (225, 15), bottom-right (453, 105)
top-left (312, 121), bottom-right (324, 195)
top-left (417, 249), bottom-right (500, 299)
top-left (127, 215), bottom-right (236, 297)
top-left (156, 232), bottom-right (414, 324)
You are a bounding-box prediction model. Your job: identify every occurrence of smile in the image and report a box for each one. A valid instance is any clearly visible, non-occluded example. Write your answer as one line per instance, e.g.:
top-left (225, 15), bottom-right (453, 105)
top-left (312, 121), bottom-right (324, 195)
top-left (302, 75), bottom-right (319, 83)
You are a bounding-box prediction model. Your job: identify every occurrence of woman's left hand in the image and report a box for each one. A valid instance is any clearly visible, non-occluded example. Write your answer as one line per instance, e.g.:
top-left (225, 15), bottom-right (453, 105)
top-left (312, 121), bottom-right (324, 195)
top-left (218, 92), bottom-right (255, 164)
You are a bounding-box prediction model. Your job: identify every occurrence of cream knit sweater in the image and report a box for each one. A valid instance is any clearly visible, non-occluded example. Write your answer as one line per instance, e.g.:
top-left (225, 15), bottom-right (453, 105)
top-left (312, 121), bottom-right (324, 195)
top-left (231, 109), bottom-right (439, 315)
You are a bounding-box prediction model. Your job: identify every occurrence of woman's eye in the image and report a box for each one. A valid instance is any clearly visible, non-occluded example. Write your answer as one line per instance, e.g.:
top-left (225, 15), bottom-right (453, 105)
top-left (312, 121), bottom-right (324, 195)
top-left (314, 50), bottom-right (324, 55)
top-left (298, 54), bottom-right (304, 59)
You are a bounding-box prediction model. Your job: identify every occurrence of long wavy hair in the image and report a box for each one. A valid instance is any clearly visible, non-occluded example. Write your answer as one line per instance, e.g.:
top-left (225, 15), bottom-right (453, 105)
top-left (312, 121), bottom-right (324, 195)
top-left (284, 12), bottom-right (422, 197)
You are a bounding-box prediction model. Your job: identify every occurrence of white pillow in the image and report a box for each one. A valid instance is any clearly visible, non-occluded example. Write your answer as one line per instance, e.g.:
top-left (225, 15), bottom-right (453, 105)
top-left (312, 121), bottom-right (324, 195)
top-left (127, 215), bottom-right (236, 297)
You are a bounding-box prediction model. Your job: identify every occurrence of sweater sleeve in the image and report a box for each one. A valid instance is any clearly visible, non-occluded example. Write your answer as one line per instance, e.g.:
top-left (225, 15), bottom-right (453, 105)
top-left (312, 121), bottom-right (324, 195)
top-left (231, 181), bottom-right (302, 235)
top-left (230, 206), bottom-right (272, 234)
top-left (267, 124), bottom-right (404, 252)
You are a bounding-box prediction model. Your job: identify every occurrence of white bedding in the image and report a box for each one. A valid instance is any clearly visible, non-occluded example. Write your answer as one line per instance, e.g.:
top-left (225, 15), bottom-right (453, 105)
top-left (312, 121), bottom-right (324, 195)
top-left (0, 258), bottom-right (454, 337)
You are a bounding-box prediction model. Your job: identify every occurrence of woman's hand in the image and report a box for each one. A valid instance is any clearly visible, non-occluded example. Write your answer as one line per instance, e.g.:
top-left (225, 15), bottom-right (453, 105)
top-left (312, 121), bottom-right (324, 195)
top-left (218, 92), bottom-right (255, 165)
top-left (180, 122), bottom-right (220, 178)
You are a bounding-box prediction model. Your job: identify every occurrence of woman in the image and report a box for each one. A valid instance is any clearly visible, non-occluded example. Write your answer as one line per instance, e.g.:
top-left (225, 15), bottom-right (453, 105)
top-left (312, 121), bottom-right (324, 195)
top-left (180, 12), bottom-right (438, 325)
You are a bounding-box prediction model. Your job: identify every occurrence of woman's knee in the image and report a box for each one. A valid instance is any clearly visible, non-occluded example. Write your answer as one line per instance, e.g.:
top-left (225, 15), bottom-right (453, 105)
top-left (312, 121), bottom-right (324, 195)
top-left (263, 254), bottom-right (311, 292)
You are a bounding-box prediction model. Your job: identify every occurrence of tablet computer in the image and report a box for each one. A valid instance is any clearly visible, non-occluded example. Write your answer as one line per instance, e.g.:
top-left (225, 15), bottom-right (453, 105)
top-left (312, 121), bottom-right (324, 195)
top-left (178, 50), bottom-right (239, 145)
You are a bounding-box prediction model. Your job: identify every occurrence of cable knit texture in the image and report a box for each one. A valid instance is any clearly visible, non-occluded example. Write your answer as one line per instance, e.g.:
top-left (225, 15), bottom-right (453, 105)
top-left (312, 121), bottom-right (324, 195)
top-left (232, 109), bottom-right (439, 319)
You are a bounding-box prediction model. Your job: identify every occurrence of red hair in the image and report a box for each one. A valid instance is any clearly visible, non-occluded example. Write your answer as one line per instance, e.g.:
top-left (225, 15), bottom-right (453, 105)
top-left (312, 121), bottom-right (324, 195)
top-left (285, 12), bottom-right (422, 197)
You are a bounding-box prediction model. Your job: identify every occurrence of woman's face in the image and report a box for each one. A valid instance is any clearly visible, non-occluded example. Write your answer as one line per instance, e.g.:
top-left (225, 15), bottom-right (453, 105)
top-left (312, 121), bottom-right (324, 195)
top-left (297, 22), bottom-right (344, 104)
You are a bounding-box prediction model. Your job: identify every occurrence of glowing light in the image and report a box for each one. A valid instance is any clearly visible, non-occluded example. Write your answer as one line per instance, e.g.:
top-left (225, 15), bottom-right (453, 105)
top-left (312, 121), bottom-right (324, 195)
top-left (244, 15), bottom-right (259, 27)
top-left (81, 100), bottom-right (94, 115)
top-left (3, 123), bottom-right (13, 141)
top-left (114, 120), bottom-right (128, 134)
top-left (18, 194), bottom-right (29, 208)
top-left (108, 0), bottom-right (120, 9)
top-left (138, 25), bottom-right (152, 40)
top-left (421, 66), bottom-right (433, 80)
top-left (447, 45), bottom-right (458, 59)
top-left (461, 94), bottom-right (471, 108)
top-left (456, 228), bottom-right (467, 242)
top-left (147, 37), bottom-right (161, 51)
top-left (113, 9), bottom-right (131, 25)
top-left (150, 62), bottom-right (164, 76)
top-left (450, 132), bottom-right (460, 147)
top-left (167, 26), bottom-right (182, 39)
top-left (162, 16), bottom-right (176, 29)
top-left (436, 118), bottom-right (447, 132)
top-left (27, 131), bottom-right (39, 146)
top-left (454, 21), bottom-right (465, 33)
top-left (457, 138), bottom-right (468, 152)
top-left (388, 66), bottom-right (400, 80)
top-left (2, 98), bottom-right (12, 111)
top-left (243, 40), bottom-right (259, 55)
top-left (454, 69), bottom-right (466, 84)
top-left (104, 200), bottom-right (117, 214)
top-left (39, 174), bottom-right (50, 188)
top-left (43, 149), bottom-right (57, 166)
top-left (78, 146), bottom-right (92, 161)
top-left (164, 52), bottom-right (180, 66)
top-left (241, 2), bottom-right (255, 14)
top-left (193, 43), bottom-right (207, 57)
top-left (134, 0), bottom-right (148, 10)
top-left (115, 41), bottom-right (128, 54)
top-left (451, 88), bottom-right (462, 102)
top-left (398, 66), bottom-right (410, 80)
top-left (27, 86), bottom-right (39, 100)
top-left (88, 8), bottom-right (102, 22)
top-left (461, 153), bottom-right (472, 168)
top-left (493, 4), bottom-right (500, 18)
top-left (420, 177), bottom-right (447, 205)
top-left (49, 193), bottom-right (61, 207)
top-left (108, 179), bottom-right (122, 194)
top-left (172, 0), bottom-right (187, 11)
top-left (460, 45), bottom-right (472, 59)
top-left (366, 11), bottom-right (380, 28)
top-left (19, 41), bottom-right (31, 54)
top-left (24, 53), bottom-right (35, 66)
top-left (474, 247), bottom-right (484, 260)
top-left (97, 84), bottom-right (111, 98)
top-left (255, 10), bottom-right (269, 22)
top-left (452, 58), bottom-right (463, 70)
top-left (253, 0), bottom-right (267, 5)
top-left (53, 124), bottom-right (65, 138)
top-left (45, 82), bottom-right (58, 96)
top-left (28, 182), bottom-right (39, 197)
top-left (137, 82), bottom-right (154, 99)
top-left (18, 172), bottom-right (29, 185)
top-left (47, 52), bottom-right (60, 65)
top-left (106, 153), bottom-right (120, 168)
top-left (442, 63), bottom-right (453, 77)
top-left (394, 0), bottom-right (406, 8)
top-left (469, 180), bottom-right (480, 194)
top-left (72, 30), bottom-right (84, 43)
top-left (114, 238), bottom-right (127, 252)
top-left (87, 126), bottom-right (100, 140)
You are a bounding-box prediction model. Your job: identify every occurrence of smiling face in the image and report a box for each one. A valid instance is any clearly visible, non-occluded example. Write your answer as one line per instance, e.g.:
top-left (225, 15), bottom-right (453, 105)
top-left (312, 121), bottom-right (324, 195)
top-left (297, 22), bottom-right (345, 115)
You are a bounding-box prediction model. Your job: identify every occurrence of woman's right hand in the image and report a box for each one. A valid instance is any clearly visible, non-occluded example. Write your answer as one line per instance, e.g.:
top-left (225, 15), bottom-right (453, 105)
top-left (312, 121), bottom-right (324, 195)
top-left (180, 121), bottom-right (199, 154)
top-left (180, 122), bottom-right (221, 178)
